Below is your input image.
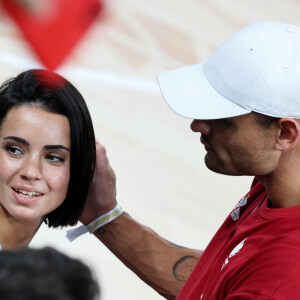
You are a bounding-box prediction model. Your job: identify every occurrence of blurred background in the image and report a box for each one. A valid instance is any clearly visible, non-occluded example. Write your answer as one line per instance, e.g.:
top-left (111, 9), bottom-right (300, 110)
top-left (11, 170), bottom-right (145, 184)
top-left (0, 0), bottom-right (300, 299)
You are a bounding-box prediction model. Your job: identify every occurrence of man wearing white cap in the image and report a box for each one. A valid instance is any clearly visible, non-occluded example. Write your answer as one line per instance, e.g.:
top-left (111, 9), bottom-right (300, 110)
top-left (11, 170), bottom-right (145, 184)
top-left (80, 21), bottom-right (300, 299)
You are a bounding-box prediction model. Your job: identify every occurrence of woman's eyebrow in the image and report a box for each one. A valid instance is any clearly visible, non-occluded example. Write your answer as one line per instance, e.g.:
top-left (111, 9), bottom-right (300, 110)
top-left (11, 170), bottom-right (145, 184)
top-left (3, 136), bottom-right (29, 145)
top-left (3, 136), bottom-right (70, 152)
top-left (44, 145), bottom-right (70, 152)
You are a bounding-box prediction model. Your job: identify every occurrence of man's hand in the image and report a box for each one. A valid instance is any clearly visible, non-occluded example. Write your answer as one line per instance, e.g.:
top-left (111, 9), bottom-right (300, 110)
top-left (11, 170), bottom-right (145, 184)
top-left (80, 142), bottom-right (117, 225)
top-left (79, 144), bottom-right (202, 298)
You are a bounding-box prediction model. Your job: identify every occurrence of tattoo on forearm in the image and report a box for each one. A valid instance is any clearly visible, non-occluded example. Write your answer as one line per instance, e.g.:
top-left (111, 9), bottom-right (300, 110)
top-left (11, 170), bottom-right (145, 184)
top-left (173, 256), bottom-right (198, 282)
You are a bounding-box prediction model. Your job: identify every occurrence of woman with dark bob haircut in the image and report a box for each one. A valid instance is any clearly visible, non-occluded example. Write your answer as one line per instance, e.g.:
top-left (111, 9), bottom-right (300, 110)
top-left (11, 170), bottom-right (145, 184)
top-left (0, 69), bottom-right (95, 249)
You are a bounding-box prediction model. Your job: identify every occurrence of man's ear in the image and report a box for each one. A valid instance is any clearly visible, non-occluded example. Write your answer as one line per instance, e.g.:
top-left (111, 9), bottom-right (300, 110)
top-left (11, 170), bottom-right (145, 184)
top-left (275, 118), bottom-right (300, 151)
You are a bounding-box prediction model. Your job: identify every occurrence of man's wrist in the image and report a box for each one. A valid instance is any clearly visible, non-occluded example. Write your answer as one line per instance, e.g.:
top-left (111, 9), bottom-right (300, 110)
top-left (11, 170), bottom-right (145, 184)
top-left (86, 204), bottom-right (123, 233)
top-left (81, 202), bottom-right (118, 225)
top-left (66, 204), bottom-right (123, 242)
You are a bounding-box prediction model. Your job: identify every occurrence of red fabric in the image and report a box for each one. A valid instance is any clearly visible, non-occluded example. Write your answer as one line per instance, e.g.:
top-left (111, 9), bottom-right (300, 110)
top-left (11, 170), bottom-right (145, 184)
top-left (1, 0), bottom-right (102, 70)
top-left (177, 178), bottom-right (300, 299)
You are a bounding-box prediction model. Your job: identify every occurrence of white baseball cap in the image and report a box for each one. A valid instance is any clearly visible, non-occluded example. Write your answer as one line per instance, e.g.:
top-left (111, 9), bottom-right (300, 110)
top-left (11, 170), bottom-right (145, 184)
top-left (157, 21), bottom-right (300, 119)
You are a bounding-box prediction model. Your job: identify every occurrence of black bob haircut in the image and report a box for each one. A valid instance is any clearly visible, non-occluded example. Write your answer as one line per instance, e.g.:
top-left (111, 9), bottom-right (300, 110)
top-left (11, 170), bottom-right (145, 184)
top-left (0, 69), bottom-right (96, 227)
top-left (0, 247), bottom-right (100, 300)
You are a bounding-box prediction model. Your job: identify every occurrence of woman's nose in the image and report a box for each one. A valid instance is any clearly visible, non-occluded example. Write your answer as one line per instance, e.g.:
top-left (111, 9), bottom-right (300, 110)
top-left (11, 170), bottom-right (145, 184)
top-left (190, 120), bottom-right (211, 135)
top-left (20, 156), bottom-right (42, 181)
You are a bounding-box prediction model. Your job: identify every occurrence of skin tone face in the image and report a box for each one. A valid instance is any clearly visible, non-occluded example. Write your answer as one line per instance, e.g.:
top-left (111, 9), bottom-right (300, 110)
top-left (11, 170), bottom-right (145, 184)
top-left (0, 105), bottom-right (71, 227)
top-left (190, 114), bottom-right (280, 176)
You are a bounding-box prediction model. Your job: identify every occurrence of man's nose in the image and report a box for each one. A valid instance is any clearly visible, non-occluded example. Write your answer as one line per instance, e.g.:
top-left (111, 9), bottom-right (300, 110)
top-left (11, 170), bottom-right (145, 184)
top-left (190, 120), bottom-right (211, 135)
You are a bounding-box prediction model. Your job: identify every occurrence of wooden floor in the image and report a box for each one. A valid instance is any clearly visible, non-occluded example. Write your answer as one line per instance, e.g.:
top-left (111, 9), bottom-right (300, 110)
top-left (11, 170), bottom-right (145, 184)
top-left (1, 1), bottom-right (300, 299)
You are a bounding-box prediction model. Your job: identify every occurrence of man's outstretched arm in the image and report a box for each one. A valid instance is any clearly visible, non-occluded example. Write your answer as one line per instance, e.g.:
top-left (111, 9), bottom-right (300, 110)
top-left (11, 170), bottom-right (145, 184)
top-left (81, 143), bottom-right (202, 299)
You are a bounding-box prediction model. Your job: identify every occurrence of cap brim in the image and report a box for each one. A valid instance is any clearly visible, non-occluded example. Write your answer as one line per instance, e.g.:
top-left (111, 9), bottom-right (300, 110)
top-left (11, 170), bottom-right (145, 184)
top-left (157, 63), bottom-right (251, 119)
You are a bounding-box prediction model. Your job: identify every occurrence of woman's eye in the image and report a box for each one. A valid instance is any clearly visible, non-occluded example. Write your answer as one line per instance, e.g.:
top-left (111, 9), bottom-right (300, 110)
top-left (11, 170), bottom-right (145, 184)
top-left (46, 154), bottom-right (65, 163)
top-left (5, 145), bottom-right (23, 156)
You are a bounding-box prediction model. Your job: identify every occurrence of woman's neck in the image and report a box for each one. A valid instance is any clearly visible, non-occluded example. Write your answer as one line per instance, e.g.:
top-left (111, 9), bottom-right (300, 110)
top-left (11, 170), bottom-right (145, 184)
top-left (0, 205), bottom-right (42, 250)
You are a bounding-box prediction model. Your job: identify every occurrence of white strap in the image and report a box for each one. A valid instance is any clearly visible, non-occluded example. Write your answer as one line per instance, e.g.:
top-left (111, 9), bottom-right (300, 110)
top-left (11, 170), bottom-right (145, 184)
top-left (66, 204), bottom-right (123, 242)
top-left (66, 225), bottom-right (89, 242)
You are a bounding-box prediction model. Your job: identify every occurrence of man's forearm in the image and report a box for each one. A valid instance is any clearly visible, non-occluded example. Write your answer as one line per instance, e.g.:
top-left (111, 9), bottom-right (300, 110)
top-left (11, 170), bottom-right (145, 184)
top-left (93, 212), bottom-right (203, 299)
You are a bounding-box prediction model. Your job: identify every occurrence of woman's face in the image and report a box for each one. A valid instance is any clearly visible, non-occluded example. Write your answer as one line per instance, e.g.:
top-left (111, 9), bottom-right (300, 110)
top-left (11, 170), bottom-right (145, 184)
top-left (0, 105), bottom-right (71, 223)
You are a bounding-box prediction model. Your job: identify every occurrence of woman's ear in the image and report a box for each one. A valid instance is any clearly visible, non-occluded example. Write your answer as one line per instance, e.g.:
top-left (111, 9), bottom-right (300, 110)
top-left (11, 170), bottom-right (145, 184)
top-left (275, 118), bottom-right (300, 151)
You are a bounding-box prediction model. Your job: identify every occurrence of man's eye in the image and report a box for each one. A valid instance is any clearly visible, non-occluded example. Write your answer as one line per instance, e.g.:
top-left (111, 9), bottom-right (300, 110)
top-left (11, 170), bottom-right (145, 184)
top-left (46, 154), bottom-right (64, 163)
top-left (219, 118), bottom-right (233, 127)
top-left (6, 145), bottom-right (23, 155)
top-left (221, 119), bottom-right (230, 125)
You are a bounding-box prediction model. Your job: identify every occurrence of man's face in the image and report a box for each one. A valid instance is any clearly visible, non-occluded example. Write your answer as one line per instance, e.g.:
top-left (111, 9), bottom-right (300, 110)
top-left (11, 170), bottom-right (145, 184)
top-left (190, 114), bottom-right (279, 176)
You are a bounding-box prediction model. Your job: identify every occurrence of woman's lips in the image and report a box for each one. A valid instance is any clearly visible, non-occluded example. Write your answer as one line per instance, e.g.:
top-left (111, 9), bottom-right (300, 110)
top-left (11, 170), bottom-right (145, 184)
top-left (11, 187), bottom-right (44, 204)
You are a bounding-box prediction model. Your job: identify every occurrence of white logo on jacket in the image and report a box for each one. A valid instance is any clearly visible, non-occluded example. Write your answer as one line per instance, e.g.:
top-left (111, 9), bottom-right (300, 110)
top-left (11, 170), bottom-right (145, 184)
top-left (222, 238), bottom-right (247, 270)
top-left (231, 195), bottom-right (250, 221)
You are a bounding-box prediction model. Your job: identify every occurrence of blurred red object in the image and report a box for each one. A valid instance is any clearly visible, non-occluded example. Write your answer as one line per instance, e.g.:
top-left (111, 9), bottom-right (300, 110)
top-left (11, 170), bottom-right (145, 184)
top-left (1, 0), bottom-right (103, 70)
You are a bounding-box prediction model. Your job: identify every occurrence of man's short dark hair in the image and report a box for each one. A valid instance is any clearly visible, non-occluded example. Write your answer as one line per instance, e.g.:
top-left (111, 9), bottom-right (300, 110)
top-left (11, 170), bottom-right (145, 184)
top-left (0, 247), bottom-right (100, 300)
top-left (0, 69), bottom-right (96, 227)
top-left (251, 111), bottom-right (280, 128)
